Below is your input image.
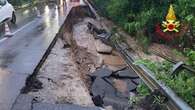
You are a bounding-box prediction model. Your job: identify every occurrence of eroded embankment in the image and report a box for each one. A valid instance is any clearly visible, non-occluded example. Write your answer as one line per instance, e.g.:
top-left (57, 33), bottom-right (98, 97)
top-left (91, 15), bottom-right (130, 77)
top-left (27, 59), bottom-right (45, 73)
top-left (20, 5), bottom-right (97, 107)
top-left (62, 5), bottom-right (142, 110)
top-left (20, 5), bottom-right (142, 110)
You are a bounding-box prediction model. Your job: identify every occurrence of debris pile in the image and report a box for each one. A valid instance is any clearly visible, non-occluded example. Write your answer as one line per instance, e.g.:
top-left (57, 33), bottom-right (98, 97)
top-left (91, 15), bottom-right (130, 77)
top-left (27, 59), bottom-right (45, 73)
top-left (90, 67), bottom-right (141, 110)
top-left (72, 18), bottom-right (142, 110)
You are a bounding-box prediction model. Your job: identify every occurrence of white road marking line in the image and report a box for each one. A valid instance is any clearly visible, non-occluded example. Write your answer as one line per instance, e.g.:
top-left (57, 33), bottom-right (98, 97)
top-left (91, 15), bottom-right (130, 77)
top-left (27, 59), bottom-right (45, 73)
top-left (13, 20), bottom-right (37, 35)
top-left (0, 18), bottom-right (39, 44)
top-left (0, 37), bottom-right (8, 43)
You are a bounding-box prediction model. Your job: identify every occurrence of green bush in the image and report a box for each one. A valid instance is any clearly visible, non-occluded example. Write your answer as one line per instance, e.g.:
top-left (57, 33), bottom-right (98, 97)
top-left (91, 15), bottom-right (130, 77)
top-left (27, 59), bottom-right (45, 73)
top-left (93, 0), bottom-right (194, 50)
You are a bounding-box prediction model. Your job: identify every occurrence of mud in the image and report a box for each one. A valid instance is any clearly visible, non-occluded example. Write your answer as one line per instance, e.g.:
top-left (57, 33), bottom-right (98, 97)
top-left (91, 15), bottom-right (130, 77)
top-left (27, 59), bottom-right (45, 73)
top-left (27, 38), bottom-right (94, 106)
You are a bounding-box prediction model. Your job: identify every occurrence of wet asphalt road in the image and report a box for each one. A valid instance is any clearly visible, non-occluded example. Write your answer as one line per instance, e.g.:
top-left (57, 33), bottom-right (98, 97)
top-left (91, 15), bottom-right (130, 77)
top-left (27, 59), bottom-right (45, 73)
top-left (0, 2), bottom-right (70, 110)
top-left (0, 3), bottom-right (37, 38)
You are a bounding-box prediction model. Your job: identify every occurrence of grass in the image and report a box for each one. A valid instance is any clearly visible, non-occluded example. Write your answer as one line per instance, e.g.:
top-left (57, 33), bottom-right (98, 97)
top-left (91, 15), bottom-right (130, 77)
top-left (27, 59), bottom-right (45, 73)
top-left (135, 59), bottom-right (195, 109)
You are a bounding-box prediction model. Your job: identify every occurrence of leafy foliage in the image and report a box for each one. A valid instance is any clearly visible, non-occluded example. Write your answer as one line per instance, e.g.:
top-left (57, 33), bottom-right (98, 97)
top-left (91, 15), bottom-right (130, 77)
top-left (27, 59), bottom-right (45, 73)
top-left (93, 0), bottom-right (195, 49)
top-left (137, 83), bottom-right (150, 97)
top-left (136, 59), bottom-right (195, 109)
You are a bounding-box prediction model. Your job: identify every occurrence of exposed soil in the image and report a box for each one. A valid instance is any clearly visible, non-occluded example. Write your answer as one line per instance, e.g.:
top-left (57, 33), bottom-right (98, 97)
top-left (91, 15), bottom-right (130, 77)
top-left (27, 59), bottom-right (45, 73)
top-left (69, 17), bottom-right (127, 83)
top-left (27, 38), bottom-right (94, 106)
top-left (65, 16), bottom-right (145, 110)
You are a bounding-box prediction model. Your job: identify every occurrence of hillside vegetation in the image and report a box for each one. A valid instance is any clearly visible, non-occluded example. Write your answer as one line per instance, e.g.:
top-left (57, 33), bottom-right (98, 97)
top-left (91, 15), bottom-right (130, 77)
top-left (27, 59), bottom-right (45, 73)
top-left (93, 0), bottom-right (195, 68)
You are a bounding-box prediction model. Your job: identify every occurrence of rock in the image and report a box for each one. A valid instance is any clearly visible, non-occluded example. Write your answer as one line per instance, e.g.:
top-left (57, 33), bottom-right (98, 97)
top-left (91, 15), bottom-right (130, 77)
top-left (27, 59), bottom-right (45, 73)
top-left (91, 78), bottom-right (116, 98)
top-left (90, 68), bottom-right (112, 78)
top-left (95, 39), bottom-right (112, 54)
top-left (33, 103), bottom-right (101, 110)
top-left (12, 94), bottom-right (33, 110)
top-left (114, 69), bottom-right (139, 79)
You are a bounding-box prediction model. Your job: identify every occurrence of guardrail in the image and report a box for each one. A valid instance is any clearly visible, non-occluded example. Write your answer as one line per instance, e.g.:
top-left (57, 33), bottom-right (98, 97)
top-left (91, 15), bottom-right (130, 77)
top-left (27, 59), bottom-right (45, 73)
top-left (150, 50), bottom-right (195, 74)
top-left (114, 40), bottom-right (193, 110)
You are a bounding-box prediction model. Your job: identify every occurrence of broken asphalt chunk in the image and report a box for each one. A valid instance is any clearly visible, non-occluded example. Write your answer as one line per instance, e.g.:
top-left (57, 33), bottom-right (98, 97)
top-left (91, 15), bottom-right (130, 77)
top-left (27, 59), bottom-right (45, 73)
top-left (125, 79), bottom-right (137, 92)
top-left (132, 78), bottom-right (142, 85)
top-left (90, 68), bottom-right (112, 79)
top-left (92, 95), bottom-right (104, 107)
top-left (91, 77), bottom-right (116, 98)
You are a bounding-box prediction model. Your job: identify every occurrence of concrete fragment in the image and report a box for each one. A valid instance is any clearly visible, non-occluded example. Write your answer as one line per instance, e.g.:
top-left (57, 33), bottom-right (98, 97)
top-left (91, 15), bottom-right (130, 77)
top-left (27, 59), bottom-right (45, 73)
top-left (92, 95), bottom-right (104, 107)
top-left (12, 94), bottom-right (33, 110)
top-left (95, 40), bottom-right (112, 54)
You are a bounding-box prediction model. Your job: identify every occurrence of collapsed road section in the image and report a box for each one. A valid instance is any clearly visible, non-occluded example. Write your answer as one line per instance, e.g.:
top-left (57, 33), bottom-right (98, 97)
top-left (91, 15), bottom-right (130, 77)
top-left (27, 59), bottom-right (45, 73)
top-left (11, 3), bottom-right (144, 110)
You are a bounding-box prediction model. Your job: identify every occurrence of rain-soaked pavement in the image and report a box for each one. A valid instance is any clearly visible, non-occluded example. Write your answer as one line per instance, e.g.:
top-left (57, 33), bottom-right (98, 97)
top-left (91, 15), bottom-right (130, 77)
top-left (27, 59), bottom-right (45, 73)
top-left (0, 2), bottom-right (38, 38)
top-left (0, 1), bottom-right (82, 110)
